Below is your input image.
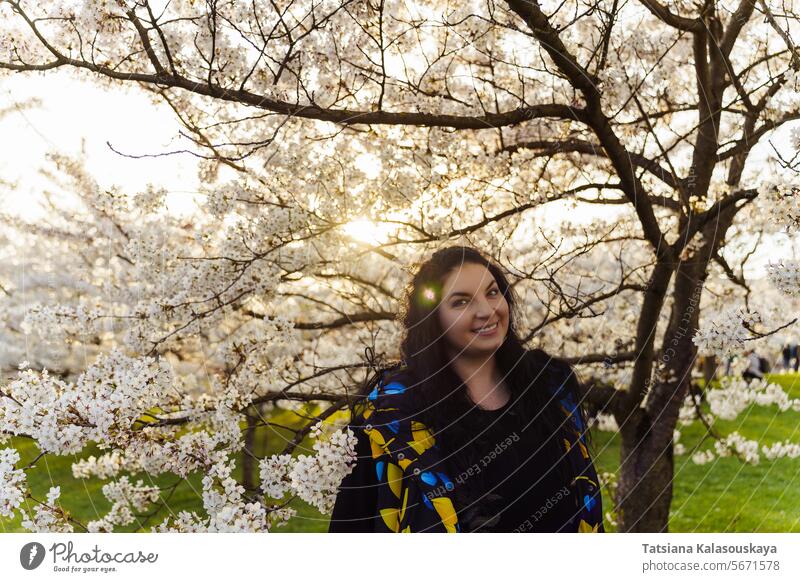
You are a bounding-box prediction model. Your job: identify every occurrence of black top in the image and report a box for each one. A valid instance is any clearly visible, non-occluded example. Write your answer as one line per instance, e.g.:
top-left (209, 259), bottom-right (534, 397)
top-left (443, 394), bottom-right (578, 532)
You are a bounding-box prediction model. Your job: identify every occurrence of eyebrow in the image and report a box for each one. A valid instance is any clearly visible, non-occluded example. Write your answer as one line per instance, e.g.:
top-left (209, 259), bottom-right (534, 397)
top-left (446, 280), bottom-right (497, 301)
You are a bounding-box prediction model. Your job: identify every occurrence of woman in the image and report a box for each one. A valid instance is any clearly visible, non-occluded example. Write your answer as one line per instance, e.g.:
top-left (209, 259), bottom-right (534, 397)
top-left (328, 245), bottom-right (604, 533)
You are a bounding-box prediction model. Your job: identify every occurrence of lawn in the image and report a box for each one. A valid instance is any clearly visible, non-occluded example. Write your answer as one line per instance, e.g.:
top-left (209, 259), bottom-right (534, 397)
top-left (2, 373), bottom-right (799, 533)
top-left (590, 372), bottom-right (800, 532)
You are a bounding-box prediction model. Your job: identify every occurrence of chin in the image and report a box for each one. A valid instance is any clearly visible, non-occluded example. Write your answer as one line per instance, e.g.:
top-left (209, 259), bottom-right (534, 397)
top-left (463, 336), bottom-right (504, 355)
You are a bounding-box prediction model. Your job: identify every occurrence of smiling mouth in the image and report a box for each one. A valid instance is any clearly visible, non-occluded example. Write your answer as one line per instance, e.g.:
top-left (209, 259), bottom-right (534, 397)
top-left (472, 322), bottom-right (498, 333)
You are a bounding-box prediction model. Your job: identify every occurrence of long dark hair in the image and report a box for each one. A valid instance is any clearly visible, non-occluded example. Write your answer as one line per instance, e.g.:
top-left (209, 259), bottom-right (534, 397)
top-left (354, 245), bottom-right (591, 502)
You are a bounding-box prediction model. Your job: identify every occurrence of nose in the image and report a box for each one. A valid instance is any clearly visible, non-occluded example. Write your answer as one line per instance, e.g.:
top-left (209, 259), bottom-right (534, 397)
top-left (473, 296), bottom-right (494, 319)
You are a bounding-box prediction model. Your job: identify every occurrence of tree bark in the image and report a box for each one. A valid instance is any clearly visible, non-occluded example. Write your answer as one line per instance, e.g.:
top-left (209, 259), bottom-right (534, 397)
top-left (616, 408), bottom-right (676, 531)
top-left (616, 261), bottom-right (703, 531)
top-left (615, 201), bottom-right (738, 530)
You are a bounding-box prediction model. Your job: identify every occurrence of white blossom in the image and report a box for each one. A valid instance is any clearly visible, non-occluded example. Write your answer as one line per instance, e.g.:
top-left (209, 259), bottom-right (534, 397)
top-left (72, 450), bottom-right (125, 480)
top-left (767, 259), bottom-right (800, 296)
top-left (86, 476), bottom-right (161, 532)
top-left (258, 423), bottom-right (358, 514)
top-left (590, 412), bottom-right (618, 432)
top-left (691, 450), bottom-right (716, 465)
top-left (259, 454), bottom-right (294, 499)
top-left (0, 448), bottom-right (26, 518)
top-left (762, 440), bottom-right (800, 460)
top-left (20, 486), bottom-right (74, 533)
top-left (0, 349), bottom-right (178, 455)
top-left (692, 307), bottom-right (762, 359)
top-left (705, 376), bottom-right (800, 420)
top-left (713, 432), bottom-right (761, 464)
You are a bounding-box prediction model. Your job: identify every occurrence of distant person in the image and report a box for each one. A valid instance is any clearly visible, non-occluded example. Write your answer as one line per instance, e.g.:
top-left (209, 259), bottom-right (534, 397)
top-left (783, 344), bottom-right (792, 371)
top-left (742, 349), bottom-right (764, 383)
top-left (793, 343), bottom-right (799, 372)
top-left (759, 354), bottom-right (770, 375)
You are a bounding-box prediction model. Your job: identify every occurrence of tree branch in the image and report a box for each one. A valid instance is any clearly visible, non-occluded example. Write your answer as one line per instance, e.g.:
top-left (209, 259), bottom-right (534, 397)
top-left (504, 138), bottom-right (686, 192)
top-left (637, 0), bottom-right (703, 32)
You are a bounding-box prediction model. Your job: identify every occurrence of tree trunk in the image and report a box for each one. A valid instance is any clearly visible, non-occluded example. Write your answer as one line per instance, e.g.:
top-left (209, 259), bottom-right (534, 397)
top-left (616, 410), bottom-right (675, 531)
top-left (616, 259), bottom-right (706, 531)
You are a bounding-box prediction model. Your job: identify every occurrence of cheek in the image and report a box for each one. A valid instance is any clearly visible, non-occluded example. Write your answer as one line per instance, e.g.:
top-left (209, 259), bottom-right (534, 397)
top-left (439, 308), bottom-right (471, 336)
top-left (499, 300), bottom-right (510, 322)
top-left (438, 309), bottom-right (456, 334)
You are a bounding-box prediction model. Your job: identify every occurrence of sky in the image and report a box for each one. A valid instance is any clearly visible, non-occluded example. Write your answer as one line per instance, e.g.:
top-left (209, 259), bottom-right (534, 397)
top-left (0, 70), bottom-right (200, 219)
top-left (0, 70), bottom-right (796, 280)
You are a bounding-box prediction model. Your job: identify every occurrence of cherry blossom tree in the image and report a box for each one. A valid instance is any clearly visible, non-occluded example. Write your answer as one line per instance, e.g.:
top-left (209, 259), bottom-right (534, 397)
top-left (1, 0), bottom-right (799, 532)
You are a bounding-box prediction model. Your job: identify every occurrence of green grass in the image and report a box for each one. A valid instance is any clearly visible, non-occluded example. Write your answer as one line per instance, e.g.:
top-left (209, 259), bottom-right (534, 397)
top-left (3, 374), bottom-right (800, 532)
top-left (590, 372), bottom-right (800, 532)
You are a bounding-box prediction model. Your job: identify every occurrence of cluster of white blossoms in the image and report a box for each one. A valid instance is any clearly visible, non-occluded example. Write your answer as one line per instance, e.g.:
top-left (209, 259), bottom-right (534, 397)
top-left (672, 429), bottom-right (686, 455)
top-left (758, 177), bottom-right (799, 234)
top-left (259, 454), bottom-right (294, 499)
top-left (714, 432), bottom-right (762, 464)
top-left (258, 422), bottom-right (358, 514)
top-left (20, 300), bottom-right (107, 344)
top-left (72, 450), bottom-right (125, 480)
top-left (705, 376), bottom-right (800, 420)
top-left (87, 477), bottom-right (162, 533)
top-left (109, 422), bottom-right (239, 480)
top-left (71, 0), bottom-right (134, 37)
top-left (201, 455), bottom-right (267, 531)
top-left (154, 451), bottom-right (279, 533)
top-left (766, 259), bottom-right (800, 296)
top-left (692, 307), bottom-right (763, 359)
top-left (792, 127), bottom-right (800, 150)
top-left (679, 231), bottom-right (707, 261)
top-left (691, 449), bottom-right (716, 465)
top-left (101, 416), bottom-right (349, 533)
top-left (762, 440), bottom-right (800, 461)
top-left (0, 350), bottom-right (177, 455)
top-left (0, 342), bottom-right (345, 531)
top-left (213, 316), bottom-right (302, 412)
top-left (589, 412), bottom-right (619, 432)
top-left (20, 486), bottom-right (74, 533)
top-left (678, 392), bottom-right (699, 425)
top-left (0, 448), bottom-right (26, 518)
top-left (691, 432), bottom-right (764, 466)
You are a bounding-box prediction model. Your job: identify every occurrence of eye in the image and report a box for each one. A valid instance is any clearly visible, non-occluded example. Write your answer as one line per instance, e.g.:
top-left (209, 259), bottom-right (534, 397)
top-left (452, 299), bottom-right (468, 307)
top-left (488, 287), bottom-right (499, 296)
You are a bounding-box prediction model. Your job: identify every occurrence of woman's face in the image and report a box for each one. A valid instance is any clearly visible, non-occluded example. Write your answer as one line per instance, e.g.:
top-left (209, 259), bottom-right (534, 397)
top-left (436, 262), bottom-right (510, 358)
